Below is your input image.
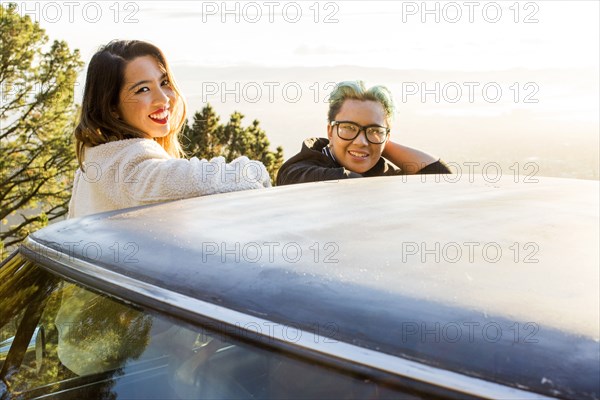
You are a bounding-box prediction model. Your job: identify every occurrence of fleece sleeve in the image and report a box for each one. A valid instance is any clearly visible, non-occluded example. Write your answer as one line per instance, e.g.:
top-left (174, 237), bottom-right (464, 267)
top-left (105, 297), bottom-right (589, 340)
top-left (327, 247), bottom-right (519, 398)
top-left (113, 142), bottom-right (271, 205)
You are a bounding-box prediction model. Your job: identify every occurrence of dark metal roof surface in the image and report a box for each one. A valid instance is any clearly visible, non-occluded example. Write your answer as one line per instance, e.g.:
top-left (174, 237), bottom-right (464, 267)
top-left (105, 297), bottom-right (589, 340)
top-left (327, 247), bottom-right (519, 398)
top-left (29, 176), bottom-right (600, 398)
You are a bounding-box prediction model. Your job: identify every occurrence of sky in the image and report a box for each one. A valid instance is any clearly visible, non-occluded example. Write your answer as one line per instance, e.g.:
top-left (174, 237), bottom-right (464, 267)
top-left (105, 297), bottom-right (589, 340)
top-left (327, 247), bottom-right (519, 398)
top-left (18, 1), bottom-right (599, 70)
top-left (6, 0), bottom-right (599, 178)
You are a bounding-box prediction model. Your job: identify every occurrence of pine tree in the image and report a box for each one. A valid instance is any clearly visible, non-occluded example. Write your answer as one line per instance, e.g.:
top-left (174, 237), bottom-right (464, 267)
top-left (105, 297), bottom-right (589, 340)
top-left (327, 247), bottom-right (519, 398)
top-left (182, 104), bottom-right (284, 184)
top-left (1, 3), bottom-right (83, 258)
top-left (181, 103), bottom-right (223, 160)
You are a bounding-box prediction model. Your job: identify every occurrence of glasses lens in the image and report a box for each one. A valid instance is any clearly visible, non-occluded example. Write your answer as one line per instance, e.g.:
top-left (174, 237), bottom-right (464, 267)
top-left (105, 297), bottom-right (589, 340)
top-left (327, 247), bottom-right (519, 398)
top-left (366, 127), bottom-right (388, 144)
top-left (337, 122), bottom-right (360, 140)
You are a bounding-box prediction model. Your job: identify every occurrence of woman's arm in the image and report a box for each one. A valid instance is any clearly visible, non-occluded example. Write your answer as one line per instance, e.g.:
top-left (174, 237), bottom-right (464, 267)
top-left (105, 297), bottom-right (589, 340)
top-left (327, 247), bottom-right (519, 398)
top-left (125, 155), bottom-right (271, 204)
top-left (382, 141), bottom-right (440, 174)
top-left (113, 140), bottom-right (270, 205)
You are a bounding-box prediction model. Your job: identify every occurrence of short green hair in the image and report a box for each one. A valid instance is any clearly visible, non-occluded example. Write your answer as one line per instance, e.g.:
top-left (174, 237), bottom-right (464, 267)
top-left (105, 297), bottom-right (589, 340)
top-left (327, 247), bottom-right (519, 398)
top-left (327, 80), bottom-right (395, 125)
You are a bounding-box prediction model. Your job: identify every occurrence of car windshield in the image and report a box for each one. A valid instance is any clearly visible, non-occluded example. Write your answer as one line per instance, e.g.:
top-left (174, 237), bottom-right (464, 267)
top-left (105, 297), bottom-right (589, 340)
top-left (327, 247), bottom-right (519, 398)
top-left (0, 252), bottom-right (422, 399)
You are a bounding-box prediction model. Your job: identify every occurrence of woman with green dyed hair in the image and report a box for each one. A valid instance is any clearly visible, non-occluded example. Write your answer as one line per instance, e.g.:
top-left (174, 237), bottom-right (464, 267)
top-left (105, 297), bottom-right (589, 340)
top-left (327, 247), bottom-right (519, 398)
top-left (276, 80), bottom-right (450, 185)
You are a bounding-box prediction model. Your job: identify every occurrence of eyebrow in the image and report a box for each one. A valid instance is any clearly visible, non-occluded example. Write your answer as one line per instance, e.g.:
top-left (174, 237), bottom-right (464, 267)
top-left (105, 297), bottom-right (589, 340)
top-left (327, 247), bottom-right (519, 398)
top-left (127, 73), bottom-right (168, 91)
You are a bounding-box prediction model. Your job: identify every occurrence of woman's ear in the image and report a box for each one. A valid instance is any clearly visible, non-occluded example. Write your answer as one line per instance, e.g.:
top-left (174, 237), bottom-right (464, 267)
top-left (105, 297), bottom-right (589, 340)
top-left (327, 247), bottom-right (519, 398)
top-left (111, 108), bottom-right (120, 120)
top-left (327, 124), bottom-right (333, 142)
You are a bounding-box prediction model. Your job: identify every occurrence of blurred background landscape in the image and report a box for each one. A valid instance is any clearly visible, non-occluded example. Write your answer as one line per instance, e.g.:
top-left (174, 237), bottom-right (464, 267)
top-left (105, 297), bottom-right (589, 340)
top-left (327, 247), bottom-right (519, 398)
top-left (177, 65), bottom-right (599, 180)
top-left (36, 0), bottom-right (598, 179)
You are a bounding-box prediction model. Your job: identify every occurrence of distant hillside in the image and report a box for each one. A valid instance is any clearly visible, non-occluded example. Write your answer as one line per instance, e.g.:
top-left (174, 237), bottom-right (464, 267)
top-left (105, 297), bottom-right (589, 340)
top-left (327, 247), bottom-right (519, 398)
top-left (172, 65), bottom-right (599, 180)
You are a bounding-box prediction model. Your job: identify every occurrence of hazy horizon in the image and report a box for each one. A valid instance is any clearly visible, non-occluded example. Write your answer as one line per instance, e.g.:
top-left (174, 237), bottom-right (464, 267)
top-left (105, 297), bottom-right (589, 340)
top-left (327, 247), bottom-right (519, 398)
top-left (8, 0), bottom-right (599, 179)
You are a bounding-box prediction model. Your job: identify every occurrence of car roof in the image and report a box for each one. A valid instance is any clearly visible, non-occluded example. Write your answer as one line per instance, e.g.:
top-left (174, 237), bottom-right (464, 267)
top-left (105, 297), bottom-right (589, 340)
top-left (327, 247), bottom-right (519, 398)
top-left (25, 175), bottom-right (599, 399)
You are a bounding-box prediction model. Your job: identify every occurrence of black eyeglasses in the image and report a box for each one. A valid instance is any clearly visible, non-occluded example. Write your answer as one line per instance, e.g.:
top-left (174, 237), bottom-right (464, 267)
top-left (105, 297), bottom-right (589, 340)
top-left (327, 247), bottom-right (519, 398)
top-left (330, 121), bottom-right (390, 144)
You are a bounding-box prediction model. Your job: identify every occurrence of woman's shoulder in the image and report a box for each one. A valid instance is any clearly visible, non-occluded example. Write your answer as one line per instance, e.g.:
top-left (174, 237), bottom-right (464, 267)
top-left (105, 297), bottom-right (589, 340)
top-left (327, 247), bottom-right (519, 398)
top-left (84, 138), bottom-right (168, 162)
top-left (85, 138), bottom-right (163, 152)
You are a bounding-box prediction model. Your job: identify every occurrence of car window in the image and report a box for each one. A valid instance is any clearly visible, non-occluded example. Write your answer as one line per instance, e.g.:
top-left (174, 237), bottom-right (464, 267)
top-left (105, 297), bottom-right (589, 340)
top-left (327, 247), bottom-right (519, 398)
top-left (1, 253), bottom-right (427, 399)
top-left (0, 252), bottom-right (60, 384)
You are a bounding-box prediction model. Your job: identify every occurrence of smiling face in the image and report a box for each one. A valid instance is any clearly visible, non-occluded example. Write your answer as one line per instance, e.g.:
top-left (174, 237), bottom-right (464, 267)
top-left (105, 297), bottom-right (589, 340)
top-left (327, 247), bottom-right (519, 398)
top-left (115, 55), bottom-right (176, 139)
top-left (327, 99), bottom-right (389, 174)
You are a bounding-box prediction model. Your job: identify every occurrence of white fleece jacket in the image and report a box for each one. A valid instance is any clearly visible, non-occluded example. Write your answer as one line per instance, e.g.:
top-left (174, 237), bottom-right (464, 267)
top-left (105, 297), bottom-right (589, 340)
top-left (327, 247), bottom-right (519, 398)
top-left (68, 138), bottom-right (271, 218)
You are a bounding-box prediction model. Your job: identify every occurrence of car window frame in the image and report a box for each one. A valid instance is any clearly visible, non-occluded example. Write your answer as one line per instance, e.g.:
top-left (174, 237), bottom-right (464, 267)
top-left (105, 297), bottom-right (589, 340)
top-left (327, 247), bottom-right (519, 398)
top-left (15, 239), bottom-right (553, 400)
top-left (1, 250), bottom-right (436, 399)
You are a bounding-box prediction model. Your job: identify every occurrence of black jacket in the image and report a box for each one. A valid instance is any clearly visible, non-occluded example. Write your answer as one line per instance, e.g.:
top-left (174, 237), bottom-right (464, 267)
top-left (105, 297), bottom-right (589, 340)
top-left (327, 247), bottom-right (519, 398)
top-left (276, 137), bottom-right (451, 186)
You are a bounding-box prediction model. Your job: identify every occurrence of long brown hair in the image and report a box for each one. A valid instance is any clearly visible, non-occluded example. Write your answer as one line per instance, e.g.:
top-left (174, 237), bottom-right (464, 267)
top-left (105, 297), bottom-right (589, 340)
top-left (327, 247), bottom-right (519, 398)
top-left (74, 40), bottom-right (187, 168)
